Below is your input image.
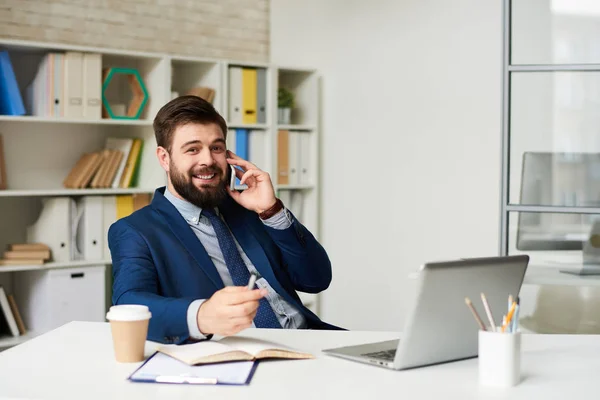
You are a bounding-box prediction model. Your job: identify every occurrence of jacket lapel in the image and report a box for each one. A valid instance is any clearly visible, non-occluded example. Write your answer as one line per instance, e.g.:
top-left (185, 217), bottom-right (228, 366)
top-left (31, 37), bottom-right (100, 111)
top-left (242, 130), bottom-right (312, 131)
top-left (152, 188), bottom-right (224, 290)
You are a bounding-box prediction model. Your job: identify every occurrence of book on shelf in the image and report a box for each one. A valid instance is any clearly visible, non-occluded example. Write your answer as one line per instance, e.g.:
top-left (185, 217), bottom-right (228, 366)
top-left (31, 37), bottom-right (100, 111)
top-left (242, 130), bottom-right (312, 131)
top-left (157, 336), bottom-right (314, 365)
top-left (63, 137), bottom-right (143, 189)
top-left (0, 242), bottom-right (50, 266)
top-left (9, 243), bottom-right (50, 252)
top-left (0, 286), bottom-right (20, 337)
top-left (4, 249), bottom-right (51, 260)
top-left (7, 294), bottom-right (26, 335)
top-left (185, 87), bottom-right (216, 104)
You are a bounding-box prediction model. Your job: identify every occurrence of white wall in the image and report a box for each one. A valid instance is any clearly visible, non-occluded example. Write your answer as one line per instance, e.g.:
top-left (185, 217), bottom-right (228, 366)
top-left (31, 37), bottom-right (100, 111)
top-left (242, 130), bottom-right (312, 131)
top-left (271, 0), bottom-right (503, 331)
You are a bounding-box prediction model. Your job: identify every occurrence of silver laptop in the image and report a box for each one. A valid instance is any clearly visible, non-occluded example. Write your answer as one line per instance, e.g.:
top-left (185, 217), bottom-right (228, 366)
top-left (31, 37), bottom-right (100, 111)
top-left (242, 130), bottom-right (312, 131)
top-left (322, 255), bottom-right (529, 370)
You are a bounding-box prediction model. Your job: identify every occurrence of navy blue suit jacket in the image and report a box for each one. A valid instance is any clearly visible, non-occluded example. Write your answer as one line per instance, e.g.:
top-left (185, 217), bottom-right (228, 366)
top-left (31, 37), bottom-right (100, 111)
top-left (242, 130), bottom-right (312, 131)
top-left (108, 187), bottom-right (340, 343)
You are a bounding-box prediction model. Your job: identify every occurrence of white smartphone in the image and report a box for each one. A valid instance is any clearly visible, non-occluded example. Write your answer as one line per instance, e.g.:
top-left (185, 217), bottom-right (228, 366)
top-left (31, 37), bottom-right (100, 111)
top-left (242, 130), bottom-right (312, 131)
top-left (229, 164), bottom-right (236, 190)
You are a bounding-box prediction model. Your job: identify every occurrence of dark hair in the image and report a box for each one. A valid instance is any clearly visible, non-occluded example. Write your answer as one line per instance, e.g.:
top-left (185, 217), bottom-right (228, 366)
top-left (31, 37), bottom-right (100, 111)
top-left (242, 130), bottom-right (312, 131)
top-left (153, 95), bottom-right (228, 153)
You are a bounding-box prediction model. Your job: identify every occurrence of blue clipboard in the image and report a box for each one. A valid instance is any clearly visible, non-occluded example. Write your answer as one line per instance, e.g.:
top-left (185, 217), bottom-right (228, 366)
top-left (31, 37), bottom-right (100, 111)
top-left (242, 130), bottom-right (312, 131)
top-left (128, 352), bottom-right (258, 385)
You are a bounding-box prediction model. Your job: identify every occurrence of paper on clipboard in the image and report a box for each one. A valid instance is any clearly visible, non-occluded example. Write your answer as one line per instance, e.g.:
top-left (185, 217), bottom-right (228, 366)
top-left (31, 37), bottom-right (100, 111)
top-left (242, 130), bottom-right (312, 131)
top-left (129, 352), bottom-right (257, 385)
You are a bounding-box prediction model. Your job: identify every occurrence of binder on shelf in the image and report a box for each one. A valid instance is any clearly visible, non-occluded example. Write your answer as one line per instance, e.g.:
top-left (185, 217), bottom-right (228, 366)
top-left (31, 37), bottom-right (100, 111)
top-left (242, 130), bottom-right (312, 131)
top-left (248, 130), bottom-right (267, 169)
top-left (116, 195), bottom-right (134, 220)
top-left (101, 194), bottom-right (151, 260)
top-left (0, 133), bottom-right (7, 190)
top-left (299, 133), bottom-right (311, 185)
top-left (102, 196), bottom-right (117, 260)
top-left (228, 67), bottom-right (243, 124)
top-left (74, 196), bottom-right (104, 261)
top-left (82, 53), bottom-right (102, 119)
top-left (289, 190), bottom-right (304, 222)
top-left (256, 68), bottom-right (267, 123)
top-left (235, 129), bottom-right (249, 186)
top-left (52, 53), bottom-right (64, 117)
top-left (0, 286), bottom-right (19, 337)
top-left (241, 68), bottom-right (257, 124)
top-left (0, 50), bottom-right (25, 116)
top-left (226, 129), bottom-right (237, 153)
top-left (277, 130), bottom-right (289, 185)
top-left (26, 197), bottom-right (73, 262)
top-left (63, 52), bottom-right (84, 118)
top-left (288, 131), bottom-right (300, 185)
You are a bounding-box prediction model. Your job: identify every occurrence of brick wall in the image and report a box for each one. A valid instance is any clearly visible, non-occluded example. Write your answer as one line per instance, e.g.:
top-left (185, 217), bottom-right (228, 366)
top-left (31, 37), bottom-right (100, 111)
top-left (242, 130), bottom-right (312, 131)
top-left (0, 0), bottom-right (269, 61)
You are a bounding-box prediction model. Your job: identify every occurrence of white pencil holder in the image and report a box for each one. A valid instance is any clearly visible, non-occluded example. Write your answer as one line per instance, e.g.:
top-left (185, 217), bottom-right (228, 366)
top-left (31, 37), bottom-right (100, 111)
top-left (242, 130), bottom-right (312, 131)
top-left (478, 330), bottom-right (521, 387)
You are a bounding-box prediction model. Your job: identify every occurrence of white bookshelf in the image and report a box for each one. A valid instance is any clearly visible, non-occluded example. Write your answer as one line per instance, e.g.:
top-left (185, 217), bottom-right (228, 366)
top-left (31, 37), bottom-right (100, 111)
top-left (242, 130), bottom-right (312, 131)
top-left (0, 38), bottom-right (323, 348)
top-left (0, 260), bottom-right (112, 273)
top-left (0, 188), bottom-right (154, 197)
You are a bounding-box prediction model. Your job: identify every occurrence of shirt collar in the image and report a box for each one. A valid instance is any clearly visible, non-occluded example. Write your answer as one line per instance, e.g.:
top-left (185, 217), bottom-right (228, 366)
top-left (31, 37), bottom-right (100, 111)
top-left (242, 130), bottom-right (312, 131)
top-left (164, 187), bottom-right (217, 225)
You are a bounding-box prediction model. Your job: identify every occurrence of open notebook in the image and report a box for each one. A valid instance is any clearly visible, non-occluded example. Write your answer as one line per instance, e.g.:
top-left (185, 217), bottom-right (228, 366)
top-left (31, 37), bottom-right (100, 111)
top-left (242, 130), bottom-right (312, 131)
top-left (158, 336), bottom-right (314, 365)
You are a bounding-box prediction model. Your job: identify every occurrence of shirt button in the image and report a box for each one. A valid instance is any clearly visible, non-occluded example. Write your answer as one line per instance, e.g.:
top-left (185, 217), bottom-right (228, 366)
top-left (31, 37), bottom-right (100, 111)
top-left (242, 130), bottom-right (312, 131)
top-left (192, 217), bottom-right (197, 222)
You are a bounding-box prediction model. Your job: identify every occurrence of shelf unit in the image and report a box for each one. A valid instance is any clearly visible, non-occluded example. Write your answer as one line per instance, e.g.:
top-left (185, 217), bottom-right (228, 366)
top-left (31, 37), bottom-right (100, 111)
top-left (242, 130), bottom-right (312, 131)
top-left (499, 1), bottom-right (600, 286)
top-left (0, 38), bottom-right (322, 348)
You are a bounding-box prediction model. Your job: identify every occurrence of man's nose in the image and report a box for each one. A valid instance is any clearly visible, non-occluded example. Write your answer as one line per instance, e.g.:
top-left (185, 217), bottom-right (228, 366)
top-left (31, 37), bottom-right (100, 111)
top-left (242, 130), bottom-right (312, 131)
top-left (197, 147), bottom-right (215, 166)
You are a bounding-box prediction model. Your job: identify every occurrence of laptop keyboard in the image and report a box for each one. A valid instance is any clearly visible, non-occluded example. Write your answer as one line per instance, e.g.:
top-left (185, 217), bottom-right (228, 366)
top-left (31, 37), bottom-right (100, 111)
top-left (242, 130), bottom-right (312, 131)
top-left (361, 349), bottom-right (397, 361)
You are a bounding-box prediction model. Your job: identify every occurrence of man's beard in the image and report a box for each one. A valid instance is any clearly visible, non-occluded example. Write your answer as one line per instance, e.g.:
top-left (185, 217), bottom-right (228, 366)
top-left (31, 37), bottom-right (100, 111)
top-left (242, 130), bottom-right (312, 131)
top-left (169, 161), bottom-right (229, 209)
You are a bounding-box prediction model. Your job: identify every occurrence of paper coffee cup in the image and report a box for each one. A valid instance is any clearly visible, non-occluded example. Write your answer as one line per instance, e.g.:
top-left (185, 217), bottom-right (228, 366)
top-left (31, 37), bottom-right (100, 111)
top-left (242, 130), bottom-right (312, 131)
top-left (106, 305), bottom-right (151, 363)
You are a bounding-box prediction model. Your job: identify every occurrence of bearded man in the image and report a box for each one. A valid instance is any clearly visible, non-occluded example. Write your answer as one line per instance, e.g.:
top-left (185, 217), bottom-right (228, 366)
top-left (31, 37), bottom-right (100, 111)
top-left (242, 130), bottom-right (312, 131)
top-left (108, 96), bottom-right (340, 344)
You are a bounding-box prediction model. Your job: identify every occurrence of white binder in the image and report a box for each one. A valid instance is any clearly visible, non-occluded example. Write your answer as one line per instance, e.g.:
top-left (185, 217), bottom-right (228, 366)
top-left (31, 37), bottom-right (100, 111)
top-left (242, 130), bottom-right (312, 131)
top-left (75, 196), bottom-right (104, 261)
top-left (226, 129), bottom-right (237, 153)
top-left (248, 130), bottom-right (267, 169)
top-left (82, 53), bottom-right (102, 120)
top-left (63, 52), bottom-right (84, 118)
top-left (228, 67), bottom-right (243, 123)
top-left (299, 133), bottom-right (311, 185)
top-left (102, 196), bottom-right (117, 261)
top-left (288, 131), bottom-right (300, 185)
top-left (26, 197), bottom-right (73, 262)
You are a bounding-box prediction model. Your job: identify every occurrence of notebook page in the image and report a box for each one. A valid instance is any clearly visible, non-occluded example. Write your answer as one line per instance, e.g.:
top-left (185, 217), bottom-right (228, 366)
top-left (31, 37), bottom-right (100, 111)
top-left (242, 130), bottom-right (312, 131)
top-left (130, 352), bottom-right (254, 385)
top-left (158, 341), bottom-right (239, 365)
top-left (219, 336), bottom-right (302, 356)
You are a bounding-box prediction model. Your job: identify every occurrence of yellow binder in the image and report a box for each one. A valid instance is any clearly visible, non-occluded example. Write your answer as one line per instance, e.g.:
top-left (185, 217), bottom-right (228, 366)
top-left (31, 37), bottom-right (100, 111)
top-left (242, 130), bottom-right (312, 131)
top-left (242, 68), bottom-right (257, 124)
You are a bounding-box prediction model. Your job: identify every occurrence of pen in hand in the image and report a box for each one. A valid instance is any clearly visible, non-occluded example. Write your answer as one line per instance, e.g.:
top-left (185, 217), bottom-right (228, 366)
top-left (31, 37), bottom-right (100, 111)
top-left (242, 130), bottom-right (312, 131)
top-left (247, 272), bottom-right (258, 290)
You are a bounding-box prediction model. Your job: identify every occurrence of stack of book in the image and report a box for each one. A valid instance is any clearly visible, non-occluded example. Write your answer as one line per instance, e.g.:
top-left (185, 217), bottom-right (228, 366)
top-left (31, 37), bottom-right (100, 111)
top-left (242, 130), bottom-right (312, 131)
top-left (63, 137), bottom-right (143, 189)
top-left (0, 243), bottom-right (51, 266)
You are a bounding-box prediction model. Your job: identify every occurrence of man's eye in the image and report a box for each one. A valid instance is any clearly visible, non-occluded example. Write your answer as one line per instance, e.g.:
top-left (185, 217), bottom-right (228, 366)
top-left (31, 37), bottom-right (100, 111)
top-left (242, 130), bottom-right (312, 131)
top-left (187, 148), bottom-right (198, 153)
top-left (211, 146), bottom-right (225, 152)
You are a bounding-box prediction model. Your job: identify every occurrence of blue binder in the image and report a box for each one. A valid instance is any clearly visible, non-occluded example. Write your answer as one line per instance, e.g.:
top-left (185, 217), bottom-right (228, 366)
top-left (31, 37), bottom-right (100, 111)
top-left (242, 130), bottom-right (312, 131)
top-left (235, 129), bottom-right (249, 186)
top-left (0, 51), bottom-right (25, 116)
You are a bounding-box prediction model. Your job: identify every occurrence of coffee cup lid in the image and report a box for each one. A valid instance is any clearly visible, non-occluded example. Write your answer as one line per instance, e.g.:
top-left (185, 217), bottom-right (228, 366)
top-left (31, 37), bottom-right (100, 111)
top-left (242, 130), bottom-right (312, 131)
top-left (106, 304), bottom-right (151, 321)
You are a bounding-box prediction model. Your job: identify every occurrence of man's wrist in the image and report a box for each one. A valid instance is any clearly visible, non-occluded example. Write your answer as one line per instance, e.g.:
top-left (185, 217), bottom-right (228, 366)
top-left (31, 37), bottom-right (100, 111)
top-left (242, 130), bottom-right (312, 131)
top-left (196, 300), bottom-right (212, 336)
top-left (258, 198), bottom-right (284, 220)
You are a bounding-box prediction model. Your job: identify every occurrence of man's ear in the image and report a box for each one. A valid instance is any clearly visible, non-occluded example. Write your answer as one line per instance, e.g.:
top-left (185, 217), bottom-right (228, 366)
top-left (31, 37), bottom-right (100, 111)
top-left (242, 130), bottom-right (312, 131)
top-left (156, 146), bottom-right (170, 172)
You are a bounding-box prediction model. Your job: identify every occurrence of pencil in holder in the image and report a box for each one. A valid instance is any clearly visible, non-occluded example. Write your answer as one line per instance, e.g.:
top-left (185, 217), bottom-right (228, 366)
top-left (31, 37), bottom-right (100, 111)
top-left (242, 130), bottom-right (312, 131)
top-left (478, 330), bottom-right (521, 387)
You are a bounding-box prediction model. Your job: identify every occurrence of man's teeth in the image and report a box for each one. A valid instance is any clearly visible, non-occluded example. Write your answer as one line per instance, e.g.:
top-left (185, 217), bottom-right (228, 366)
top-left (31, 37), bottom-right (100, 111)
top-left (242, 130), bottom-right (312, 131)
top-left (196, 174), bottom-right (215, 179)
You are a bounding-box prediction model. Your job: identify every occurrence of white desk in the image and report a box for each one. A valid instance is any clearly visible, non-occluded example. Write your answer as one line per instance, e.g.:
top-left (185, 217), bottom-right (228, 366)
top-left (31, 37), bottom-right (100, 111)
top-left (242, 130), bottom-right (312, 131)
top-left (1, 322), bottom-right (599, 399)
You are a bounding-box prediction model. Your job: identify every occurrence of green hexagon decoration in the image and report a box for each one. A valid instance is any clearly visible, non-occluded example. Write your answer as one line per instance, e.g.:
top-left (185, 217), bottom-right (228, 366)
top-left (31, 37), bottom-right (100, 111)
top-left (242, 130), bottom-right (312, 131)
top-left (101, 67), bottom-right (148, 119)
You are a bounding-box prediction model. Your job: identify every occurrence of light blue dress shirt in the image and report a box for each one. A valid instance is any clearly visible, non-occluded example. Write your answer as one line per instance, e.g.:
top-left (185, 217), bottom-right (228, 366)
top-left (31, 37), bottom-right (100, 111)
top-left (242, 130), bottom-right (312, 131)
top-left (164, 188), bottom-right (306, 338)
